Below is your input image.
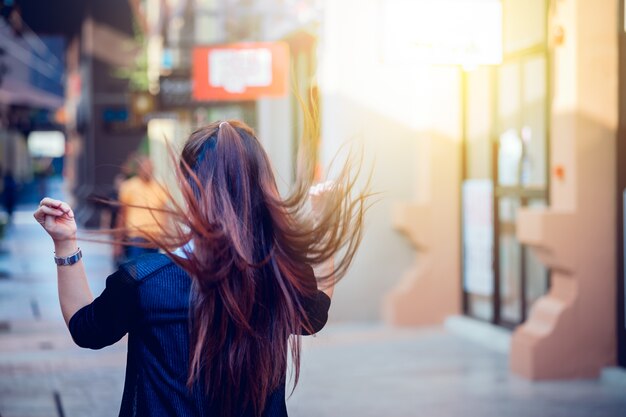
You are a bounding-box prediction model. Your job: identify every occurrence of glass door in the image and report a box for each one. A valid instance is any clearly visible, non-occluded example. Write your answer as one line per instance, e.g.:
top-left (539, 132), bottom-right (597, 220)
top-left (462, 0), bottom-right (549, 328)
top-left (462, 66), bottom-right (496, 323)
top-left (494, 54), bottom-right (549, 327)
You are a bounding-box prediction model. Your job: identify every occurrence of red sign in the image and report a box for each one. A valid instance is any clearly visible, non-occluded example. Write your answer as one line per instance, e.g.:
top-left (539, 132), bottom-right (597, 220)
top-left (192, 42), bottom-right (289, 101)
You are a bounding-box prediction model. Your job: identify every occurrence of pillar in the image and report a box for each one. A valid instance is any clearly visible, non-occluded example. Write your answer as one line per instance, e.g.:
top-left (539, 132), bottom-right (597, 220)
top-left (383, 133), bottom-right (462, 326)
top-left (511, 0), bottom-right (618, 379)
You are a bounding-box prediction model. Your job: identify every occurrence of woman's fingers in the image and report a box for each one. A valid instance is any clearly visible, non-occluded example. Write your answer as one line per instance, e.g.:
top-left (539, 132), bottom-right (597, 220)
top-left (34, 197), bottom-right (78, 242)
top-left (34, 198), bottom-right (76, 229)
top-left (40, 206), bottom-right (64, 217)
top-left (39, 197), bottom-right (60, 208)
top-left (39, 198), bottom-right (74, 218)
top-left (309, 180), bottom-right (336, 197)
top-left (40, 197), bottom-right (65, 210)
top-left (61, 203), bottom-right (75, 218)
top-left (44, 211), bottom-right (57, 230)
top-left (33, 207), bottom-right (46, 225)
top-left (33, 206), bottom-right (63, 227)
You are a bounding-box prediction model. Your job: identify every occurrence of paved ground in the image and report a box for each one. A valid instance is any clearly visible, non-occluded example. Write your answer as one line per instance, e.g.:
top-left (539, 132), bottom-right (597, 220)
top-left (292, 326), bottom-right (626, 417)
top-left (0, 204), bottom-right (625, 417)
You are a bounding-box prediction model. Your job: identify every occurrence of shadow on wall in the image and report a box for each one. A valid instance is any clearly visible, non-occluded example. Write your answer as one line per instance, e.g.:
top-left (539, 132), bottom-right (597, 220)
top-left (512, 110), bottom-right (617, 379)
top-left (321, 94), bottom-right (461, 323)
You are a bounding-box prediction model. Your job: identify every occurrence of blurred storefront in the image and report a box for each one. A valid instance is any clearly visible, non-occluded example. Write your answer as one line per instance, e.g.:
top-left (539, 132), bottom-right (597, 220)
top-left (10, 0), bottom-right (620, 381)
top-left (142, 0), bottom-right (319, 195)
top-left (147, 0), bottom-right (257, 130)
top-left (461, 0), bottom-right (550, 330)
top-left (67, 0), bottom-right (150, 226)
top-left (317, 0), bottom-right (621, 380)
top-left (0, 5), bottom-right (66, 205)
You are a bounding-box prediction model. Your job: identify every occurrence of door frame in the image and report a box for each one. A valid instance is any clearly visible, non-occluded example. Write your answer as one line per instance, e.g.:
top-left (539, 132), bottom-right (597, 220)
top-left (461, 0), bottom-right (551, 328)
top-left (616, 0), bottom-right (626, 368)
top-left (461, 57), bottom-right (550, 328)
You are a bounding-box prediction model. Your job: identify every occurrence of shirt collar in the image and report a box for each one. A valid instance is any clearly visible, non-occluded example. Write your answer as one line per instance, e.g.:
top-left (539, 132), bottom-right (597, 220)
top-left (172, 240), bottom-right (194, 259)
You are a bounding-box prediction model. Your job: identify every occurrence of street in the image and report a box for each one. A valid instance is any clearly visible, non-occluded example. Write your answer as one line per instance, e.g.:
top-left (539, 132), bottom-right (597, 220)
top-left (0, 207), bottom-right (625, 417)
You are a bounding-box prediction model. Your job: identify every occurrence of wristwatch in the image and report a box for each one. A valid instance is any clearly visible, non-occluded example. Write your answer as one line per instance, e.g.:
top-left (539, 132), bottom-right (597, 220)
top-left (54, 248), bottom-right (83, 266)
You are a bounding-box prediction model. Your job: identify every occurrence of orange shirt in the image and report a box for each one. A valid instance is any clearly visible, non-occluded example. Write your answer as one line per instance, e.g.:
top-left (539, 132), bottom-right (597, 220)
top-left (118, 177), bottom-right (168, 238)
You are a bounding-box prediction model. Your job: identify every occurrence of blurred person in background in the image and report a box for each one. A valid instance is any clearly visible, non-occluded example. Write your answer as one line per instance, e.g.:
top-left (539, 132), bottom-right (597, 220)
top-left (33, 157), bottom-right (54, 200)
top-left (95, 153), bottom-right (137, 231)
top-left (109, 173), bottom-right (125, 229)
top-left (96, 173), bottom-right (129, 231)
top-left (113, 155), bottom-right (167, 265)
top-left (2, 169), bottom-right (17, 223)
top-left (33, 119), bottom-right (367, 417)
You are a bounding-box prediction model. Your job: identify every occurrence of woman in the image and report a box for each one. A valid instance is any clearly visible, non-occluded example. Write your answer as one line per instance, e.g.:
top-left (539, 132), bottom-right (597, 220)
top-left (34, 120), bottom-right (367, 417)
top-left (2, 170), bottom-right (17, 221)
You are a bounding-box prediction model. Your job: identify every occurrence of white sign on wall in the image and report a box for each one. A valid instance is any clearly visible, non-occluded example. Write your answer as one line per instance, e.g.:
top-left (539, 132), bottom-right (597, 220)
top-left (27, 131), bottom-right (65, 158)
top-left (208, 48), bottom-right (273, 94)
top-left (382, 0), bottom-right (503, 66)
top-left (463, 179), bottom-right (494, 295)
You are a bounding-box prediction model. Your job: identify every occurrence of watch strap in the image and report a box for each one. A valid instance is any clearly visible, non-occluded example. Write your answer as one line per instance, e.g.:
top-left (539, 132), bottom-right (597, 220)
top-left (54, 248), bottom-right (82, 266)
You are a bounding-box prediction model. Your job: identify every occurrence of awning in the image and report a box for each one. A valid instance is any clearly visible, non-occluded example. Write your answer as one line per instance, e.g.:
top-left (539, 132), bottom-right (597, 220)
top-left (0, 78), bottom-right (64, 109)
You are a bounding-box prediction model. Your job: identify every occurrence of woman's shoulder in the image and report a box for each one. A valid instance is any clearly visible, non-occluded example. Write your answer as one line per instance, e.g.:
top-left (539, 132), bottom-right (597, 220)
top-left (118, 253), bottom-right (175, 284)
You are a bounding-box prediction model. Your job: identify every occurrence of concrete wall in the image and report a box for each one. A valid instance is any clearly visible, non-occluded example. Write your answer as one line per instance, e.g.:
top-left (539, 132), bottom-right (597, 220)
top-left (73, 16), bottom-right (145, 227)
top-left (511, 0), bottom-right (618, 379)
top-left (257, 97), bottom-right (295, 197)
top-left (316, 0), bottom-right (462, 321)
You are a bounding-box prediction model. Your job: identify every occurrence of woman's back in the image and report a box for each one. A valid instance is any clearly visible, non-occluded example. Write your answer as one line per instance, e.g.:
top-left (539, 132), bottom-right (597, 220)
top-left (34, 119), bottom-right (366, 417)
top-left (68, 253), bottom-right (330, 417)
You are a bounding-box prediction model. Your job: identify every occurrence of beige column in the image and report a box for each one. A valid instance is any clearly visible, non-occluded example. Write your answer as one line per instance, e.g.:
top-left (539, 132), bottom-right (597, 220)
top-left (511, 0), bottom-right (617, 379)
top-left (382, 133), bottom-right (462, 326)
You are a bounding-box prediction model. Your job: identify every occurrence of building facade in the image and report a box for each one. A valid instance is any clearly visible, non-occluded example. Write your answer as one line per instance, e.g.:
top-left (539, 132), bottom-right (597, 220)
top-left (141, 0), bottom-right (319, 198)
top-left (0, 6), bottom-right (65, 197)
top-left (59, 0), bottom-right (150, 225)
top-left (316, 0), bottom-right (623, 379)
top-left (127, 0), bottom-right (624, 379)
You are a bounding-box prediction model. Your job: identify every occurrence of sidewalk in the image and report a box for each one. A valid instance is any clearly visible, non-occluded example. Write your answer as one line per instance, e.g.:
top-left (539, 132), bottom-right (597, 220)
top-left (291, 325), bottom-right (626, 417)
top-left (0, 208), bottom-right (625, 417)
top-left (0, 208), bottom-right (123, 417)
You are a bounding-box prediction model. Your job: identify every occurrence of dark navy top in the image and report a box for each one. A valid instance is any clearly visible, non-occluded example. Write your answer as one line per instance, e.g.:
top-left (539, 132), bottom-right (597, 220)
top-left (68, 253), bottom-right (331, 417)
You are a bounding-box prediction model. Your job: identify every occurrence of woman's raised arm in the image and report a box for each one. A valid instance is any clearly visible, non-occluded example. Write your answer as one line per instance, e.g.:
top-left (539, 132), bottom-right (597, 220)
top-left (33, 198), bottom-right (93, 326)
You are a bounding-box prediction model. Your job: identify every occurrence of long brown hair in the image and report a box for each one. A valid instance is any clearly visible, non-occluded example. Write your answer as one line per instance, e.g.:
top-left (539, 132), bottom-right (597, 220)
top-left (133, 111), bottom-right (369, 416)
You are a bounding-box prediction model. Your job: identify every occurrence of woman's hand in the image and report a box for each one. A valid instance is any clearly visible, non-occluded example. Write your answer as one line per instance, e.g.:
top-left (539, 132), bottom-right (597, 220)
top-left (36, 199), bottom-right (93, 327)
top-left (34, 198), bottom-right (77, 243)
top-left (308, 181), bottom-right (337, 299)
top-left (309, 180), bottom-right (336, 219)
